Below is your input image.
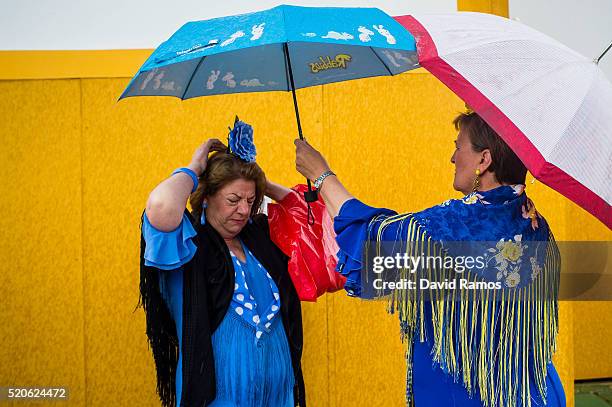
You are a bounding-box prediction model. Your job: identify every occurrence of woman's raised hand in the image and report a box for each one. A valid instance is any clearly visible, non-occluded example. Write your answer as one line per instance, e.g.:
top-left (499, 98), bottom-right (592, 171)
top-left (294, 139), bottom-right (331, 181)
top-left (294, 139), bottom-right (353, 218)
top-left (147, 138), bottom-right (226, 232)
top-left (188, 138), bottom-right (227, 175)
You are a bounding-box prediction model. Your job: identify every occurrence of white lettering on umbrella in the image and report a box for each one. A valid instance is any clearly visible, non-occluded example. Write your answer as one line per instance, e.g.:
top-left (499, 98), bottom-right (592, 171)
top-left (177, 44), bottom-right (202, 56)
top-left (301, 32), bottom-right (317, 38)
top-left (358, 26), bottom-right (374, 42)
top-left (206, 70), bottom-right (220, 89)
top-left (373, 25), bottom-right (396, 45)
top-left (222, 72), bottom-right (236, 88)
top-left (240, 78), bottom-right (264, 87)
top-left (221, 30), bottom-right (245, 47)
top-left (250, 23), bottom-right (265, 40)
top-left (322, 31), bottom-right (354, 41)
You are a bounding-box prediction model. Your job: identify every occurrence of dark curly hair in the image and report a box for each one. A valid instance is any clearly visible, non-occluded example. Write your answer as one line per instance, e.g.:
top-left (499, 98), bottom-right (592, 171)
top-left (189, 152), bottom-right (266, 221)
top-left (454, 112), bottom-right (527, 185)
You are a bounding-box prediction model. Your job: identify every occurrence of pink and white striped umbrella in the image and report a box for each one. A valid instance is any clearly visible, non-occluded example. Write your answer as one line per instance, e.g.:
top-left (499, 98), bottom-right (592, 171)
top-left (396, 12), bottom-right (611, 229)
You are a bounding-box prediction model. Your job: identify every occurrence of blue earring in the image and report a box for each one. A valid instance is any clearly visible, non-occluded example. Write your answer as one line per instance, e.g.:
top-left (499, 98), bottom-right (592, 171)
top-left (248, 217), bottom-right (253, 224)
top-left (201, 202), bottom-right (208, 225)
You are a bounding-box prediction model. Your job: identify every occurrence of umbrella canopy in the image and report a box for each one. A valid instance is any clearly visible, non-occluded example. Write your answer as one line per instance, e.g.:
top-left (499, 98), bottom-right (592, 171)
top-left (120, 5), bottom-right (418, 100)
top-left (120, 5), bottom-right (418, 202)
top-left (396, 12), bottom-right (612, 229)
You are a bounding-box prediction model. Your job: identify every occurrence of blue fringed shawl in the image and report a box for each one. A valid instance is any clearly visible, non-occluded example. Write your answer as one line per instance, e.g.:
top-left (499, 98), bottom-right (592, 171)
top-left (335, 185), bottom-right (560, 407)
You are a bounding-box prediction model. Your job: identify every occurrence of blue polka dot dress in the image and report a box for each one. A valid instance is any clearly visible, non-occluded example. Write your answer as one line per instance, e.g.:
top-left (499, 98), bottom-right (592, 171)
top-left (143, 213), bottom-right (295, 407)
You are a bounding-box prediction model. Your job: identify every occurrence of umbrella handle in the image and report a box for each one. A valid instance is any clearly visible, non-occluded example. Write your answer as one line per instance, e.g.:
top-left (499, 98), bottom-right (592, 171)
top-left (303, 187), bottom-right (318, 202)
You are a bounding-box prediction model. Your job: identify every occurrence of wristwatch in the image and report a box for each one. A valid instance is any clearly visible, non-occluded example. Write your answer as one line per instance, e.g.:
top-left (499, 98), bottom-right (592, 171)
top-left (313, 170), bottom-right (335, 189)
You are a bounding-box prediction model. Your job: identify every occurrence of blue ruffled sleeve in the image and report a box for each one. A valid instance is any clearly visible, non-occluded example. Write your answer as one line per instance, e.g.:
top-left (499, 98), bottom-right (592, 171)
top-left (142, 211), bottom-right (198, 270)
top-left (333, 199), bottom-right (396, 297)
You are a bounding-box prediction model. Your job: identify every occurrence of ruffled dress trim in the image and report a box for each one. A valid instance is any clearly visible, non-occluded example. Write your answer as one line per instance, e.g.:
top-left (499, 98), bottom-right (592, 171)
top-left (333, 198), bottom-right (396, 297)
top-left (142, 212), bottom-right (197, 270)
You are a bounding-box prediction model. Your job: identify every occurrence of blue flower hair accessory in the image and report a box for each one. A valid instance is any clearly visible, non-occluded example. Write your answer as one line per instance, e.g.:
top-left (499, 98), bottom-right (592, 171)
top-left (227, 116), bottom-right (256, 163)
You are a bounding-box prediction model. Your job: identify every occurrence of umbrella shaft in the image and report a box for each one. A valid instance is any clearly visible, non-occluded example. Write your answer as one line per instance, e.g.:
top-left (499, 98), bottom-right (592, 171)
top-left (291, 87), bottom-right (304, 140)
top-left (284, 43), bottom-right (317, 205)
top-left (284, 43), bottom-right (304, 140)
top-left (595, 41), bottom-right (612, 64)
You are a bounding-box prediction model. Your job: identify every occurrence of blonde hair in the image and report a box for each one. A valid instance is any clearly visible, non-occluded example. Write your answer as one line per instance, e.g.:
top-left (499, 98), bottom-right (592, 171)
top-left (189, 152), bottom-right (266, 222)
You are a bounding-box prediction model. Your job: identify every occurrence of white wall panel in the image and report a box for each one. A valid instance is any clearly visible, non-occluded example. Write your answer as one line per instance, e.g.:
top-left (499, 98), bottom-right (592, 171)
top-left (0, 0), bottom-right (455, 50)
top-left (510, 0), bottom-right (612, 81)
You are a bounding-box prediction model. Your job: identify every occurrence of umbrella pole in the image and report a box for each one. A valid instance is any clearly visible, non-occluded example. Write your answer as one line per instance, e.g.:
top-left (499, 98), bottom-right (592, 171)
top-left (284, 43), bottom-right (319, 204)
top-left (595, 41), bottom-right (612, 64)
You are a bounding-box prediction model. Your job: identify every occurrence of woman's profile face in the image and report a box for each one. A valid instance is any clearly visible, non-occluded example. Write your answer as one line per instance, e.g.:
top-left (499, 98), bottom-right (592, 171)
top-left (205, 178), bottom-right (256, 239)
top-left (451, 129), bottom-right (484, 195)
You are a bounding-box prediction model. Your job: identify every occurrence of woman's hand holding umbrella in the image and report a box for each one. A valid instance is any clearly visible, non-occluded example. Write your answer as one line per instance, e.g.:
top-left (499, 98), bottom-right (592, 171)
top-left (294, 139), bottom-right (330, 181)
top-left (294, 139), bottom-right (354, 218)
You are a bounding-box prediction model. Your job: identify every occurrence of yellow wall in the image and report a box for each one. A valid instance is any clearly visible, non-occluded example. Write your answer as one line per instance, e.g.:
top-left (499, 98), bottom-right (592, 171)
top-left (0, 80), bottom-right (86, 405)
top-left (457, 0), bottom-right (508, 17)
top-left (0, 73), bottom-right (464, 407)
top-left (0, 50), bottom-right (153, 80)
top-left (2, 71), bottom-right (606, 407)
top-left (1, 1), bottom-right (611, 406)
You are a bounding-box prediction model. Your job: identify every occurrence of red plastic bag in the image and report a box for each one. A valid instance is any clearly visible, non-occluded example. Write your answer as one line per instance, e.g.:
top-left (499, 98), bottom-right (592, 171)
top-left (268, 185), bottom-right (346, 301)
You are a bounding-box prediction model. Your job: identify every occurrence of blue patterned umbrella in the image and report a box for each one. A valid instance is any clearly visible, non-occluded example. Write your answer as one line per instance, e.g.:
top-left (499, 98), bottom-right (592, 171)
top-left (120, 4), bottom-right (418, 200)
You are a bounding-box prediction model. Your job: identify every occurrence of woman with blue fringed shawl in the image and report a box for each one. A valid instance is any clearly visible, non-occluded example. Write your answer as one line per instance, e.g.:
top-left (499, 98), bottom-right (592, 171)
top-left (294, 110), bottom-right (565, 407)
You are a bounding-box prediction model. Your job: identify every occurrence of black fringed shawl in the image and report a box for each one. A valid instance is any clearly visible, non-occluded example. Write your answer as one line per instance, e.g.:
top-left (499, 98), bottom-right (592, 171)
top-left (139, 211), bottom-right (306, 407)
top-left (139, 234), bottom-right (180, 406)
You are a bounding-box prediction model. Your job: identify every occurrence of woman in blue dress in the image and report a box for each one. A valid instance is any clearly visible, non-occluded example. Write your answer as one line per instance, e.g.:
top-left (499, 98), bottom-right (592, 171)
top-left (139, 121), bottom-right (305, 407)
top-left (294, 111), bottom-right (566, 407)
